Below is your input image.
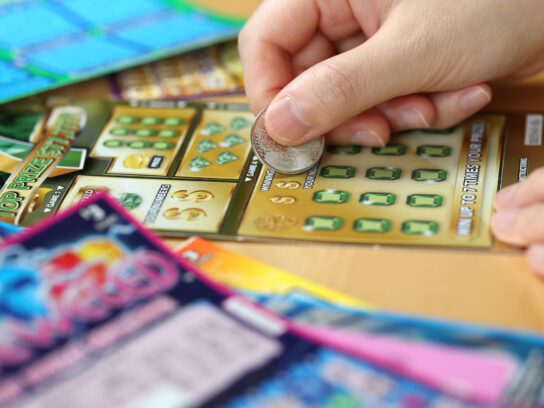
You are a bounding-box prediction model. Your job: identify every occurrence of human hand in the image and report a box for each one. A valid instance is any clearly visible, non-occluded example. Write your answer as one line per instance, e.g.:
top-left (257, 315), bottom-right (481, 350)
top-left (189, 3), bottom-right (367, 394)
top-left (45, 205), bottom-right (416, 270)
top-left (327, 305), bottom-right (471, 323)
top-left (239, 0), bottom-right (544, 146)
top-left (492, 169), bottom-right (544, 276)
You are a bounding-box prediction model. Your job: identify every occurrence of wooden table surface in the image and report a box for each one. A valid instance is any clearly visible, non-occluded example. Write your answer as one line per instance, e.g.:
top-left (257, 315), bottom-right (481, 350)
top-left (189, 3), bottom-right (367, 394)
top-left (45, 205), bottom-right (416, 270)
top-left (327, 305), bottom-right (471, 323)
top-left (43, 0), bottom-right (544, 332)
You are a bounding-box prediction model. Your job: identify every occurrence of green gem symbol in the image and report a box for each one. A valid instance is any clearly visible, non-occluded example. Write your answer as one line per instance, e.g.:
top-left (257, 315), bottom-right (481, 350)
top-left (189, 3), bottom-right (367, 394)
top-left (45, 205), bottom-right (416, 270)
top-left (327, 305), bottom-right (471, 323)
top-left (312, 190), bottom-right (350, 204)
top-left (116, 193), bottom-right (142, 210)
top-left (128, 140), bottom-right (147, 149)
top-left (221, 133), bottom-right (245, 147)
top-left (163, 117), bottom-right (183, 126)
top-left (196, 140), bottom-right (218, 153)
top-left (201, 122), bottom-right (225, 136)
top-left (412, 169), bottom-right (448, 182)
top-left (421, 126), bottom-right (456, 134)
top-left (360, 192), bottom-right (396, 206)
top-left (103, 139), bottom-right (123, 148)
top-left (402, 220), bottom-right (439, 235)
top-left (110, 127), bottom-right (129, 136)
top-left (140, 116), bottom-right (159, 125)
top-left (230, 117), bottom-right (251, 130)
top-left (366, 167), bottom-right (401, 180)
top-left (326, 145), bottom-right (362, 155)
top-left (116, 115), bottom-right (135, 125)
top-left (216, 151), bottom-right (238, 165)
top-left (320, 166), bottom-right (356, 178)
top-left (304, 216), bottom-right (343, 231)
top-left (417, 145), bottom-right (452, 157)
top-left (189, 156), bottom-right (212, 171)
top-left (134, 128), bottom-right (154, 137)
top-left (353, 218), bottom-right (391, 233)
top-left (407, 194), bottom-right (444, 208)
top-left (372, 144), bottom-right (407, 156)
top-left (151, 141), bottom-right (172, 150)
top-left (157, 129), bottom-right (178, 138)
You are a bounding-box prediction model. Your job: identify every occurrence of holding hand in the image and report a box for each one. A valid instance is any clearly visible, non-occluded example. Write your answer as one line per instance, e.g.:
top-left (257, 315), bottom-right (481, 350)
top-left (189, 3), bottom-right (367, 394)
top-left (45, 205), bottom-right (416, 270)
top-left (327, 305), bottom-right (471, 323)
top-left (493, 170), bottom-right (544, 276)
top-left (239, 0), bottom-right (544, 146)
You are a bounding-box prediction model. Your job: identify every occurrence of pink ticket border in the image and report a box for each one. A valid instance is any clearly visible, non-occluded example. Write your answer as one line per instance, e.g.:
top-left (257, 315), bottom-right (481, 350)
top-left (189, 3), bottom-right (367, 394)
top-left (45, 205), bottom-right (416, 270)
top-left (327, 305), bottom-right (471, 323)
top-left (0, 192), bottom-right (503, 404)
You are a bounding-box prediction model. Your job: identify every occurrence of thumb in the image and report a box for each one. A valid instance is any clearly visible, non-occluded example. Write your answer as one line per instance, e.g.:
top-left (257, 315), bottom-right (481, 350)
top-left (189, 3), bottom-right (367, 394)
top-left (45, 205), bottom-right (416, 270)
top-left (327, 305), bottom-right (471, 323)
top-left (265, 26), bottom-right (422, 146)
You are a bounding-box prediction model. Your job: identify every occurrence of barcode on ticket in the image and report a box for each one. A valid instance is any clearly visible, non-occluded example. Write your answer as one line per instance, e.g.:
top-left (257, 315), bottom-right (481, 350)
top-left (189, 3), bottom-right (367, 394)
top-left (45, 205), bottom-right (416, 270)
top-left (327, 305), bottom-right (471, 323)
top-left (524, 114), bottom-right (543, 146)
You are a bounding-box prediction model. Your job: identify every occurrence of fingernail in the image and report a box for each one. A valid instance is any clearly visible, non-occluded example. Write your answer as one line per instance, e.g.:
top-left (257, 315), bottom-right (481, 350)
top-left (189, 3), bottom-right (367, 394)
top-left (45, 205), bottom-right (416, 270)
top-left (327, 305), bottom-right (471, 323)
top-left (352, 130), bottom-right (385, 147)
top-left (527, 244), bottom-right (544, 277)
top-left (266, 96), bottom-right (309, 143)
top-left (494, 183), bottom-right (518, 210)
top-left (461, 86), bottom-right (492, 113)
top-left (491, 209), bottom-right (518, 238)
top-left (399, 108), bottom-right (430, 129)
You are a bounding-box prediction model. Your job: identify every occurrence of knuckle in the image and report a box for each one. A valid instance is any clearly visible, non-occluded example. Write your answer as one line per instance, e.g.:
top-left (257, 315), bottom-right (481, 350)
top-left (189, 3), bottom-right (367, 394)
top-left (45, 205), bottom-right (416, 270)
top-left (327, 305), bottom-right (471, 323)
top-left (309, 62), bottom-right (359, 111)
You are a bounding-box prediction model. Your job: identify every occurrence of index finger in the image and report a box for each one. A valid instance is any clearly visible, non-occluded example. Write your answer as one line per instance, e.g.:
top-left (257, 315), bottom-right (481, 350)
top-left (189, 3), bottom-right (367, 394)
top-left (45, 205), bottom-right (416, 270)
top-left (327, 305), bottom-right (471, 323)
top-left (238, 0), bottom-right (319, 112)
top-left (494, 167), bottom-right (544, 210)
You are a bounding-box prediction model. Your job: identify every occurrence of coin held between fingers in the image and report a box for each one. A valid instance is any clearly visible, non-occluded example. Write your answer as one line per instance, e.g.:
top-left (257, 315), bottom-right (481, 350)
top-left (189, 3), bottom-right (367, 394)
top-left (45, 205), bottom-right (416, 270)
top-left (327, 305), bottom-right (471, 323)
top-left (251, 109), bottom-right (325, 175)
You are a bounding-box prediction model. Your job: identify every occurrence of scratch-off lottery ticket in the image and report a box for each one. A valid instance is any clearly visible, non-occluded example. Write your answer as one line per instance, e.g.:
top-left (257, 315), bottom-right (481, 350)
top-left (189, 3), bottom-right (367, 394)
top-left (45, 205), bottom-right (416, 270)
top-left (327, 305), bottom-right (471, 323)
top-left (178, 237), bottom-right (544, 406)
top-left (0, 194), bottom-right (490, 407)
top-left (1, 98), bottom-right (543, 250)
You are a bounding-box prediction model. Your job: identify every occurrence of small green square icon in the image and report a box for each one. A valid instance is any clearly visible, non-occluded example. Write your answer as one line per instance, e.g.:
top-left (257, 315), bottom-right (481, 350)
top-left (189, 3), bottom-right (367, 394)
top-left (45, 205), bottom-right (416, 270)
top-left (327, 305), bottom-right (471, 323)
top-left (163, 117), bottom-right (183, 126)
top-left (366, 167), bottom-right (401, 180)
top-left (353, 218), bottom-right (391, 233)
top-left (313, 190), bottom-right (350, 204)
top-left (401, 220), bottom-right (439, 235)
top-left (127, 140), bottom-right (147, 149)
top-left (196, 140), bottom-right (218, 153)
top-left (157, 129), bottom-right (178, 138)
top-left (201, 122), bottom-right (225, 136)
top-left (372, 144), bottom-right (406, 156)
top-left (110, 127), bottom-right (129, 136)
top-left (141, 116), bottom-right (159, 125)
top-left (320, 166), bottom-right (356, 178)
top-left (417, 145), bottom-right (451, 157)
top-left (304, 216), bottom-right (343, 231)
top-left (134, 128), bottom-right (154, 137)
top-left (189, 156), bottom-right (212, 170)
top-left (412, 169), bottom-right (447, 182)
top-left (116, 115), bottom-right (136, 125)
top-left (151, 141), bottom-right (172, 150)
top-left (103, 139), bottom-right (123, 148)
top-left (326, 145), bottom-right (362, 155)
top-left (231, 117), bottom-right (251, 130)
top-left (421, 126), bottom-right (456, 134)
top-left (407, 194), bottom-right (443, 208)
top-left (216, 151), bottom-right (238, 165)
top-left (360, 192), bottom-right (396, 206)
top-left (221, 133), bottom-right (245, 147)
top-left (116, 193), bottom-right (142, 210)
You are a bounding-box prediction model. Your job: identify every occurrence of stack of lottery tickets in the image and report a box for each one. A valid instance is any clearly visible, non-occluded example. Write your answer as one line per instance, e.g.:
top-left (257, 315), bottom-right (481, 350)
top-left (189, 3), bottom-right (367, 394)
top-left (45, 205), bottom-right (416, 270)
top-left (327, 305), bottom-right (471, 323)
top-left (0, 195), bottom-right (543, 407)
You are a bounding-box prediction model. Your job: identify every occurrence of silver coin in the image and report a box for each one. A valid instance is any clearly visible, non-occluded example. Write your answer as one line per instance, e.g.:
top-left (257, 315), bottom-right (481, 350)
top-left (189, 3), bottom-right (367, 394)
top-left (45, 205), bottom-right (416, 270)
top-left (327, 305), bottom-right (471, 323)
top-left (251, 109), bottom-right (325, 174)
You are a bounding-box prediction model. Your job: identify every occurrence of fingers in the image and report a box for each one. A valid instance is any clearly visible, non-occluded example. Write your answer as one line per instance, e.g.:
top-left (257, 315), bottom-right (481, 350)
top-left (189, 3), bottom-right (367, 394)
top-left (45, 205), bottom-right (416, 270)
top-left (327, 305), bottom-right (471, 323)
top-left (492, 210), bottom-right (544, 278)
top-left (239, 0), bottom-right (359, 114)
top-left (494, 168), bottom-right (544, 211)
top-left (264, 25), bottom-right (419, 145)
top-left (292, 32), bottom-right (336, 76)
top-left (321, 87), bottom-right (490, 146)
top-left (491, 168), bottom-right (544, 277)
top-left (527, 244), bottom-right (544, 277)
top-left (326, 109), bottom-right (389, 146)
top-left (238, 0), bottom-right (319, 112)
top-left (426, 84), bottom-right (492, 129)
top-left (491, 203), bottom-right (544, 247)
top-left (377, 95), bottom-right (434, 132)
